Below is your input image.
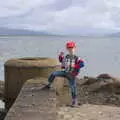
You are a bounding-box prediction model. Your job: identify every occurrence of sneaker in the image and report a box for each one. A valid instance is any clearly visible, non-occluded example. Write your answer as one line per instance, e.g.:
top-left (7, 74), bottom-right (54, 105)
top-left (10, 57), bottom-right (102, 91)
top-left (71, 99), bottom-right (78, 107)
top-left (42, 85), bottom-right (51, 90)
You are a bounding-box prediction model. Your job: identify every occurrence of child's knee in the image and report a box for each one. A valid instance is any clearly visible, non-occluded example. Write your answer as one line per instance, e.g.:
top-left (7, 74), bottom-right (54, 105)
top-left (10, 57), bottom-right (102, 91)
top-left (51, 72), bottom-right (56, 76)
top-left (71, 82), bottom-right (76, 88)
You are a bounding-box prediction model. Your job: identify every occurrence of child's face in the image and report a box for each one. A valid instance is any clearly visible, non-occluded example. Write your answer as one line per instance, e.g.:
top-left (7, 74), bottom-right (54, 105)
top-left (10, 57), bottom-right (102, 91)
top-left (67, 47), bottom-right (76, 55)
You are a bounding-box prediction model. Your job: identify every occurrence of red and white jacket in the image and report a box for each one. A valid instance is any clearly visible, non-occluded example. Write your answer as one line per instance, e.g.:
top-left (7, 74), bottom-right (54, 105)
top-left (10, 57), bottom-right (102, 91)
top-left (59, 54), bottom-right (84, 76)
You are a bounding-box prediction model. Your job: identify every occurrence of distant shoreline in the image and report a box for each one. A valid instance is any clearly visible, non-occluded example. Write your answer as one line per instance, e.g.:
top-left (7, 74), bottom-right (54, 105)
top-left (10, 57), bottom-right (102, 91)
top-left (0, 35), bottom-right (120, 38)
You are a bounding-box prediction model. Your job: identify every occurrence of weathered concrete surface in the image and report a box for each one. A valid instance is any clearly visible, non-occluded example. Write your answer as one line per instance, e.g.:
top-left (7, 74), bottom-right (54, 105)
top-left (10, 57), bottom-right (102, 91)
top-left (4, 57), bottom-right (60, 109)
top-left (57, 104), bottom-right (120, 120)
top-left (56, 79), bottom-right (72, 106)
top-left (5, 78), bottom-right (57, 120)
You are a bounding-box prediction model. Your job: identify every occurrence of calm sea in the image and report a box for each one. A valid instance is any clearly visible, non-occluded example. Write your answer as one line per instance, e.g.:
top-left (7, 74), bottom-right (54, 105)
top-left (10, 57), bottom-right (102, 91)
top-left (0, 36), bottom-right (120, 80)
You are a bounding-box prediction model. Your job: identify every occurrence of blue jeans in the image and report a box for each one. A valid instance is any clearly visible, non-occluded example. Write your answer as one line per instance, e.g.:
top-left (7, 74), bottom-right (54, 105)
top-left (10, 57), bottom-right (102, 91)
top-left (48, 71), bottom-right (77, 99)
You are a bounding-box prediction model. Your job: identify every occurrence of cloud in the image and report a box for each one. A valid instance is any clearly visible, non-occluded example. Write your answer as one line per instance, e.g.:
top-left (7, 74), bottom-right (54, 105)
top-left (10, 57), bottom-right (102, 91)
top-left (49, 0), bottom-right (73, 11)
top-left (0, 0), bottom-right (120, 34)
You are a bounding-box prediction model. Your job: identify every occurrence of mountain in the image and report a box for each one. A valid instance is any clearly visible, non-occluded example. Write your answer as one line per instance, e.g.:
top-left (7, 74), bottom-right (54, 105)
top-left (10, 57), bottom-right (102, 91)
top-left (0, 27), bottom-right (49, 36)
top-left (108, 32), bottom-right (120, 37)
top-left (1, 27), bottom-right (119, 37)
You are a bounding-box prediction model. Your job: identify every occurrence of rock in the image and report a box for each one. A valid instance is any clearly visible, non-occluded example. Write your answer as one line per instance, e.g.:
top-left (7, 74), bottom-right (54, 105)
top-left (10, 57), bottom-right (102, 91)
top-left (97, 73), bottom-right (113, 79)
top-left (82, 76), bottom-right (98, 85)
top-left (73, 75), bottom-right (120, 107)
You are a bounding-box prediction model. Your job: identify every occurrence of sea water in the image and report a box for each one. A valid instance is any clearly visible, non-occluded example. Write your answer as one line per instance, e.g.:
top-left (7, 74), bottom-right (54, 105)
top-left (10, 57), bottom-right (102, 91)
top-left (0, 36), bottom-right (120, 81)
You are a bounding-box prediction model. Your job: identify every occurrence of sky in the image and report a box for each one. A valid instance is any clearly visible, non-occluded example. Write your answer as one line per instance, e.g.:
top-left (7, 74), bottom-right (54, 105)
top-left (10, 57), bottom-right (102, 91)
top-left (0, 0), bottom-right (120, 35)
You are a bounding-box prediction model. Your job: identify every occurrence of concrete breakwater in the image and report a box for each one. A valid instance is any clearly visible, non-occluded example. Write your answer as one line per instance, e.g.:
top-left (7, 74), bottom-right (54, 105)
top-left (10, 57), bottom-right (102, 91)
top-left (2, 57), bottom-right (63, 120)
top-left (1, 57), bottom-right (120, 120)
top-left (4, 78), bottom-right (57, 120)
top-left (4, 57), bottom-right (60, 109)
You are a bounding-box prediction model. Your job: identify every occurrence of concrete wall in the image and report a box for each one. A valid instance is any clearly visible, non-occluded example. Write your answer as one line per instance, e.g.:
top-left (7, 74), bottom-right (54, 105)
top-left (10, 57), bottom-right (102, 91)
top-left (4, 77), bottom-right (71, 120)
top-left (4, 57), bottom-right (60, 109)
top-left (4, 78), bottom-right (57, 120)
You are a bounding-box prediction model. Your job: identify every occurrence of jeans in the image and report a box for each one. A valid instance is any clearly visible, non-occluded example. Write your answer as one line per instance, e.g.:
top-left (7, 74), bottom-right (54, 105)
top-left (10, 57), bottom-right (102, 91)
top-left (48, 71), bottom-right (77, 99)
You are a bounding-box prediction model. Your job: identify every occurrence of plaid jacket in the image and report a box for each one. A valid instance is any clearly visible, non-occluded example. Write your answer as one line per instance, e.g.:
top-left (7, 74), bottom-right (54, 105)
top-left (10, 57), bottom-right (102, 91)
top-left (59, 54), bottom-right (84, 76)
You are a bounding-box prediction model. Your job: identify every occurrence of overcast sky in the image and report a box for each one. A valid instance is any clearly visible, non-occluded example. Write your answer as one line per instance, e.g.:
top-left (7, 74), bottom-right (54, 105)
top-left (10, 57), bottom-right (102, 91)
top-left (0, 0), bottom-right (120, 34)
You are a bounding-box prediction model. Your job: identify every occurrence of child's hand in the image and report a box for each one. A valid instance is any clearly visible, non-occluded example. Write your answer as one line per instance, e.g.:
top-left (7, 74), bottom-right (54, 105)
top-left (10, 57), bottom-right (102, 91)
top-left (60, 52), bottom-right (64, 56)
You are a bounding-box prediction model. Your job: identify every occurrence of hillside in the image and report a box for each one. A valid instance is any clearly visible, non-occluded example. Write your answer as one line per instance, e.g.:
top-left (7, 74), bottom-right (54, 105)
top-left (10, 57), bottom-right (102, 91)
top-left (107, 32), bottom-right (120, 37)
top-left (0, 27), bottom-right (49, 36)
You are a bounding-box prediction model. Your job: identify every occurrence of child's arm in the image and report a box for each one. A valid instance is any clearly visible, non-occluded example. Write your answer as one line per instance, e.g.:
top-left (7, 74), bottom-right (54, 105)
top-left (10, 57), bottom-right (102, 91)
top-left (71, 57), bottom-right (84, 76)
top-left (74, 57), bottom-right (85, 69)
top-left (58, 52), bottom-right (64, 63)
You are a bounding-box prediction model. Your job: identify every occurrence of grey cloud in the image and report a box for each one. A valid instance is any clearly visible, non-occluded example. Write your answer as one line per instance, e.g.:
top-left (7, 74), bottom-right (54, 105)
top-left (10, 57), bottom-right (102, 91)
top-left (0, 2), bottom-right (54, 26)
top-left (48, 0), bottom-right (73, 11)
top-left (111, 14), bottom-right (120, 27)
top-left (0, 0), bottom-right (120, 33)
top-left (71, 0), bottom-right (89, 8)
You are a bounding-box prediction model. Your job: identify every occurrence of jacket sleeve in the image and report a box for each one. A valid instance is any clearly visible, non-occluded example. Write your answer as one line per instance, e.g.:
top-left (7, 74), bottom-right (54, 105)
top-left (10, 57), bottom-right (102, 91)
top-left (74, 58), bottom-right (85, 69)
top-left (58, 54), bottom-right (64, 63)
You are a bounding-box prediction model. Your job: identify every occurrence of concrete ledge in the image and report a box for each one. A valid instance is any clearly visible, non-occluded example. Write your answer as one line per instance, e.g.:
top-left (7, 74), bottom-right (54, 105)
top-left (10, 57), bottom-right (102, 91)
top-left (4, 57), bottom-right (60, 68)
top-left (4, 57), bottom-right (60, 109)
top-left (5, 78), bottom-right (57, 120)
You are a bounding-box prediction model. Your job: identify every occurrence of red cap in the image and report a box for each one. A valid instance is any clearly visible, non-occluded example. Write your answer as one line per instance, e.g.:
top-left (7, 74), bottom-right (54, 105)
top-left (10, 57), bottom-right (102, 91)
top-left (66, 41), bottom-right (76, 48)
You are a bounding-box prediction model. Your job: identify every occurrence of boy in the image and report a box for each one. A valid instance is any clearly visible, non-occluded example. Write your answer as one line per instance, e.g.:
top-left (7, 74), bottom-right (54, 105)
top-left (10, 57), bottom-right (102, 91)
top-left (43, 41), bottom-right (85, 107)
